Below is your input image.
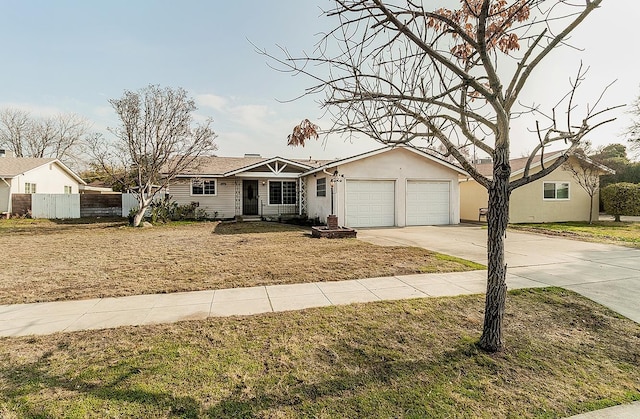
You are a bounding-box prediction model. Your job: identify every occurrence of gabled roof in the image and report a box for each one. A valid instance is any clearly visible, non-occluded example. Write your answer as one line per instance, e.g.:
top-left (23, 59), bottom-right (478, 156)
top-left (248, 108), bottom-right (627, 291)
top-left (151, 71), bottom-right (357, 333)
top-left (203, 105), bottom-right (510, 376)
top-left (0, 157), bottom-right (57, 177)
top-left (473, 151), bottom-right (615, 178)
top-left (224, 156), bottom-right (325, 176)
top-left (0, 156), bottom-right (86, 184)
top-left (301, 145), bottom-right (469, 177)
top-left (173, 155), bottom-right (332, 177)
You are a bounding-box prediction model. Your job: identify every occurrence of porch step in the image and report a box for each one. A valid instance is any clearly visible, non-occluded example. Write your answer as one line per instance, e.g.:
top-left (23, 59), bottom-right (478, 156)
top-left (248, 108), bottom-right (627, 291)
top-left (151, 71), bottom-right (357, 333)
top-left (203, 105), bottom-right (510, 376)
top-left (239, 216), bottom-right (262, 222)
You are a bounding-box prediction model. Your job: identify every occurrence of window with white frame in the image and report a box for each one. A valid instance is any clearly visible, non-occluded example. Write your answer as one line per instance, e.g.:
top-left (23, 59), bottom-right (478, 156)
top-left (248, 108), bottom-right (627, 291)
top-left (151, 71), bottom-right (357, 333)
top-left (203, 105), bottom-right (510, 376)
top-left (543, 182), bottom-right (569, 200)
top-left (269, 181), bottom-right (297, 205)
top-left (64, 185), bottom-right (72, 194)
top-left (316, 177), bottom-right (326, 197)
top-left (191, 179), bottom-right (216, 195)
top-left (24, 183), bottom-right (36, 194)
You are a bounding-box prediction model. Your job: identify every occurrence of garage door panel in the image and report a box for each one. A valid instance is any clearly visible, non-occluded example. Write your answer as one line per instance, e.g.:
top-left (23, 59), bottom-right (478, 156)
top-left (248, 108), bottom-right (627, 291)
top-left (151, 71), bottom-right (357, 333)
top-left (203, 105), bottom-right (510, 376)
top-left (346, 180), bottom-right (395, 227)
top-left (407, 181), bottom-right (450, 225)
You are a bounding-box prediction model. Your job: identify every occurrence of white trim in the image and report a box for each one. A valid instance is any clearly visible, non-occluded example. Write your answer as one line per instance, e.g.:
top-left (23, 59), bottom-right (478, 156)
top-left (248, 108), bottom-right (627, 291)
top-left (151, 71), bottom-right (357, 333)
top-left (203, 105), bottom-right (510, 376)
top-left (316, 177), bottom-right (327, 197)
top-left (190, 178), bottom-right (217, 196)
top-left (234, 172), bottom-right (299, 179)
top-left (267, 180), bottom-right (297, 206)
top-left (511, 152), bottom-right (615, 178)
top-left (542, 181), bottom-right (570, 200)
top-left (225, 157), bottom-right (313, 177)
top-left (302, 145), bottom-right (469, 177)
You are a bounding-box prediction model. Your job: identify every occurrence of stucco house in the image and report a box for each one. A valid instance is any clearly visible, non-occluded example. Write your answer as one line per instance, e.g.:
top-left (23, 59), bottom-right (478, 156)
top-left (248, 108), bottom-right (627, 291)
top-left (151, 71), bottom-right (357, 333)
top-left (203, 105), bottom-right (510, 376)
top-left (303, 146), bottom-right (467, 227)
top-left (0, 151), bottom-right (86, 215)
top-left (459, 152), bottom-right (615, 223)
top-left (165, 145), bottom-right (468, 227)
top-left (165, 154), bottom-right (328, 221)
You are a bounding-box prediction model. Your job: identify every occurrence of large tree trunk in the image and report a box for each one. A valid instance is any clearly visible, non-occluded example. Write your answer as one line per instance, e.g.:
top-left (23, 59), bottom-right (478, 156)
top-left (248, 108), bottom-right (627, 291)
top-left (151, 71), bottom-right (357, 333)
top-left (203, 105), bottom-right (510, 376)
top-left (588, 194), bottom-right (594, 224)
top-left (478, 159), bottom-right (511, 353)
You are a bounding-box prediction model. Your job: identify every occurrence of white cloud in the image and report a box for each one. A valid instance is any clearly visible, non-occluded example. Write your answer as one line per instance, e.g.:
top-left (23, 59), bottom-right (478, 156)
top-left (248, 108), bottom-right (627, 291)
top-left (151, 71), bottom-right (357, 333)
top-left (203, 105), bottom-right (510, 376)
top-left (195, 94), bottom-right (229, 112)
top-left (0, 102), bottom-right (65, 118)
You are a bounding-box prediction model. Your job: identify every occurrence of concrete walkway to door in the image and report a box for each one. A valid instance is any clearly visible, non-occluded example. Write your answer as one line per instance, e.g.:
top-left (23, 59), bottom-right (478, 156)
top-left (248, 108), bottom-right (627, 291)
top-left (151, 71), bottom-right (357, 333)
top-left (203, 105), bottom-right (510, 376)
top-left (358, 224), bottom-right (640, 324)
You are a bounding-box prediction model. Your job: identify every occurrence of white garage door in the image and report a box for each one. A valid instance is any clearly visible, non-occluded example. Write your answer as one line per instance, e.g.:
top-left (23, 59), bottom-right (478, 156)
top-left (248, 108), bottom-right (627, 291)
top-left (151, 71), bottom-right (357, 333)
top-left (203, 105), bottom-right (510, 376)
top-left (406, 181), bottom-right (450, 225)
top-left (345, 180), bottom-right (395, 227)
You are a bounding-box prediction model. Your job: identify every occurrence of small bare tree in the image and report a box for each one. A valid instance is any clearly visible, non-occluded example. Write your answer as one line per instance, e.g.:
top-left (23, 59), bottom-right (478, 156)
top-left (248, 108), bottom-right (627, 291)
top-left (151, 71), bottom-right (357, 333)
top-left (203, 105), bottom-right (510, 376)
top-left (89, 85), bottom-right (217, 227)
top-left (0, 108), bottom-right (89, 164)
top-left (563, 147), bottom-right (611, 224)
top-left (265, 0), bottom-right (619, 351)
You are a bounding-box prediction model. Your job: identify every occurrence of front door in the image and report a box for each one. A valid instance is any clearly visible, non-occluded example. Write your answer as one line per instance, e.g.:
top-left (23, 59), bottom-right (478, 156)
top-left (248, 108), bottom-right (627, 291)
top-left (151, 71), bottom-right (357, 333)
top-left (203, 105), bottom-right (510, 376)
top-left (242, 180), bottom-right (259, 215)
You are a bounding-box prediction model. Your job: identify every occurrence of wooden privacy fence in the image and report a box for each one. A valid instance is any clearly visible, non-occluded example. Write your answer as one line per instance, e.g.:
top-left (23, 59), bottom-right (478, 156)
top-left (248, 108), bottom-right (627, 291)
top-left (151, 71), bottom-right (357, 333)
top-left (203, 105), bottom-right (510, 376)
top-left (31, 194), bottom-right (81, 219)
top-left (80, 194), bottom-right (122, 217)
top-left (11, 193), bottom-right (130, 219)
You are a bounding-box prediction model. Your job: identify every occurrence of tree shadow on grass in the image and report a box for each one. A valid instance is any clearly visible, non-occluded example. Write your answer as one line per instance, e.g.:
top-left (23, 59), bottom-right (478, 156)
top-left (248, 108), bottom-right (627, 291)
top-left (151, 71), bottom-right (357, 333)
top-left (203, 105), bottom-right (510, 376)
top-left (1, 350), bottom-right (202, 418)
top-left (205, 339), bottom-right (486, 418)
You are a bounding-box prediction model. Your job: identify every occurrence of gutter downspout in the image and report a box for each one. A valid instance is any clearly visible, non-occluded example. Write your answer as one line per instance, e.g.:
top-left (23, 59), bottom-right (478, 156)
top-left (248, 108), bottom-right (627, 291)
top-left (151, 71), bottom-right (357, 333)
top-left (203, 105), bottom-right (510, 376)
top-left (1, 177), bottom-right (11, 215)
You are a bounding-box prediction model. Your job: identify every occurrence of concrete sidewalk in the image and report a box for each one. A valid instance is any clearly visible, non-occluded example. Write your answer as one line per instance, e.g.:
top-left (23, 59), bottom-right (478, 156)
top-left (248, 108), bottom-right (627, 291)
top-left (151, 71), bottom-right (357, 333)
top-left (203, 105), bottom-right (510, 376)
top-left (0, 270), bottom-right (546, 337)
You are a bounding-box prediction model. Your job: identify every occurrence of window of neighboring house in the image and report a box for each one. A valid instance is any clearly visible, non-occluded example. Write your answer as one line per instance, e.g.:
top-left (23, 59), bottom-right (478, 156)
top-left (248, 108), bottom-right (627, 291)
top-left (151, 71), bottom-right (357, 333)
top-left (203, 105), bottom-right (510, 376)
top-left (24, 183), bottom-right (36, 194)
top-left (543, 182), bottom-right (570, 200)
top-left (191, 179), bottom-right (216, 195)
top-left (316, 177), bottom-right (326, 197)
top-left (269, 181), bottom-right (297, 205)
top-left (64, 186), bottom-right (72, 194)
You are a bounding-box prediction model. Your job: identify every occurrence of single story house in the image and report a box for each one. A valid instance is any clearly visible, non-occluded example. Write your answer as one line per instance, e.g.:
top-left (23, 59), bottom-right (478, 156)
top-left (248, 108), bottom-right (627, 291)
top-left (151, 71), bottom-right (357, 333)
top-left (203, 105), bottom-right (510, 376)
top-left (165, 145), bottom-right (468, 227)
top-left (460, 152), bottom-right (615, 223)
top-left (0, 151), bottom-right (86, 215)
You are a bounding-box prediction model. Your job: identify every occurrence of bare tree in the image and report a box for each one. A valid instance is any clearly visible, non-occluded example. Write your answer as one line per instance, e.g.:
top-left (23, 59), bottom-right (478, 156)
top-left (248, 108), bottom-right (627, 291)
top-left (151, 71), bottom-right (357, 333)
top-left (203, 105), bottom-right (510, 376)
top-left (563, 146), bottom-right (611, 224)
top-left (627, 92), bottom-right (640, 151)
top-left (89, 85), bottom-right (217, 227)
top-left (0, 108), bottom-right (89, 164)
top-left (266, 0), bottom-right (618, 351)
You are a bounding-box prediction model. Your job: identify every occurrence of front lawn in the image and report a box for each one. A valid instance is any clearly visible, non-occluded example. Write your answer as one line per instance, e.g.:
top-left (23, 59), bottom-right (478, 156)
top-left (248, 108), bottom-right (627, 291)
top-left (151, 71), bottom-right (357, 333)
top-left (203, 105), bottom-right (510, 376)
top-left (509, 221), bottom-right (640, 247)
top-left (1, 288), bottom-right (638, 418)
top-left (0, 219), bottom-right (483, 304)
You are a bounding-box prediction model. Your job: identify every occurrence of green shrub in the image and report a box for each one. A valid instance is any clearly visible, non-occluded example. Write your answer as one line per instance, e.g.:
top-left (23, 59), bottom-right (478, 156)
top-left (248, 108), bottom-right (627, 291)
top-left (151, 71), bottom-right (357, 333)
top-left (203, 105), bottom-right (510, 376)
top-left (601, 182), bottom-right (640, 221)
top-left (171, 201), bottom-right (208, 221)
top-left (150, 195), bottom-right (177, 224)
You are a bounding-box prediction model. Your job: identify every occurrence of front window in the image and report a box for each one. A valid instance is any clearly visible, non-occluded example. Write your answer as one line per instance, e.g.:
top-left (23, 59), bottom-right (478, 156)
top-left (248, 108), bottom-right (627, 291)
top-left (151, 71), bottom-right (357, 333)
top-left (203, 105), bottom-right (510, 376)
top-left (64, 186), bottom-right (72, 194)
top-left (543, 182), bottom-right (569, 200)
top-left (25, 183), bottom-right (36, 194)
top-left (269, 181), bottom-right (297, 205)
top-left (191, 179), bottom-right (216, 195)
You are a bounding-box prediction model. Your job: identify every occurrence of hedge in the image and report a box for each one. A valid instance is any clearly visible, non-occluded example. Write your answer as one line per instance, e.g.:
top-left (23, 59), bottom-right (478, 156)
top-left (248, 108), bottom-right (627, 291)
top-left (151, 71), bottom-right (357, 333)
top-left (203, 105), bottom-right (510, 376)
top-left (601, 182), bottom-right (640, 221)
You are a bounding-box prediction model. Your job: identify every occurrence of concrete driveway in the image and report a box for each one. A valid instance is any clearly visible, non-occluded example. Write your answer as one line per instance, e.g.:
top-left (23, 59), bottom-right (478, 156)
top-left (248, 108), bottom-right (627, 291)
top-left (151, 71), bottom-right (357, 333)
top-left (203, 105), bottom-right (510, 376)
top-left (358, 224), bottom-right (640, 323)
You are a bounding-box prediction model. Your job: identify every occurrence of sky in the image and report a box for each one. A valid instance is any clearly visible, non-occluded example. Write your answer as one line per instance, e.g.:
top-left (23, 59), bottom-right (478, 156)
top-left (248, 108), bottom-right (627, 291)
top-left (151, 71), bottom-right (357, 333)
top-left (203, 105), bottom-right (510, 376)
top-left (0, 0), bottom-right (638, 162)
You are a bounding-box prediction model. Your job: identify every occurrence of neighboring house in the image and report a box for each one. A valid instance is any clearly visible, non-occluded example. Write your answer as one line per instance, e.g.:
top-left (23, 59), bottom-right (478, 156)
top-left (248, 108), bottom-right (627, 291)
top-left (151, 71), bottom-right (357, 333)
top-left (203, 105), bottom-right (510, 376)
top-left (0, 151), bottom-right (86, 215)
top-left (459, 152), bottom-right (615, 223)
top-left (79, 181), bottom-right (116, 194)
top-left (166, 145), bottom-right (468, 228)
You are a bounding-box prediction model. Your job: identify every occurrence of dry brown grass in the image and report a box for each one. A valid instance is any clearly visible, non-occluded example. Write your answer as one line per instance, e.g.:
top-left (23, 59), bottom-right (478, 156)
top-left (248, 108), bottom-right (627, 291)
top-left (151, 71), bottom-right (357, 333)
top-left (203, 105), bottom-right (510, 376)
top-left (1, 288), bottom-right (638, 417)
top-left (0, 219), bottom-right (480, 304)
